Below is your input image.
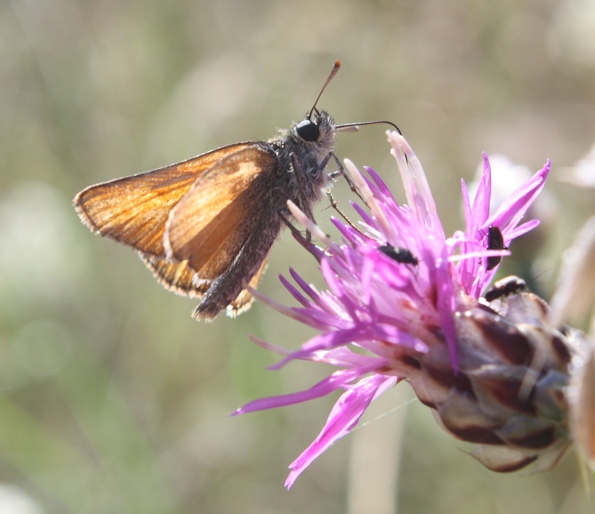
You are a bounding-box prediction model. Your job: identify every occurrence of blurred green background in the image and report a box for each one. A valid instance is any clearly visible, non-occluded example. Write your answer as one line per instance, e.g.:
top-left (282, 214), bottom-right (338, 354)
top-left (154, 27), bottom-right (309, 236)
top-left (1, 0), bottom-right (595, 512)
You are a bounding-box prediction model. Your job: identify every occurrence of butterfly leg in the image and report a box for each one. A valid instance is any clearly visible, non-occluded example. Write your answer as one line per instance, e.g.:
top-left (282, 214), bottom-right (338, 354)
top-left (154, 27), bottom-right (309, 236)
top-left (327, 152), bottom-right (369, 207)
top-left (324, 190), bottom-right (368, 238)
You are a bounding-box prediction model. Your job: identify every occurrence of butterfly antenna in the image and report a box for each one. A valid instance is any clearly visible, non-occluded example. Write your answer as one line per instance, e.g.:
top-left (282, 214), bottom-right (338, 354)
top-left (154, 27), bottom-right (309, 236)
top-left (336, 119), bottom-right (403, 135)
top-left (308, 60), bottom-right (341, 120)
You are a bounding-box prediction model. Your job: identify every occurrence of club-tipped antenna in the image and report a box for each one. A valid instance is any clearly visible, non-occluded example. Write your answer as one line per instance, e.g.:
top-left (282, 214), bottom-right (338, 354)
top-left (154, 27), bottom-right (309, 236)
top-left (308, 60), bottom-right (341, 120)
top-left (336, 119), bottom-right (403, 135)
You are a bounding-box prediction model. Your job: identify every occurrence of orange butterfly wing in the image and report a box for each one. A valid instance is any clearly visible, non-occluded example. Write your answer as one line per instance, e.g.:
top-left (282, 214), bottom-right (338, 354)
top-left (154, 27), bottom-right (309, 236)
top-left (140, 251), bottom-right (268, 309)
top-left (74, 142), bottom-right (277, 316)
top-left (73, 142), bottom-right (254, 256)
top-left (139, 252), bottom-right (208, 298)
top-left (164, 144), bottom-right (278, 280)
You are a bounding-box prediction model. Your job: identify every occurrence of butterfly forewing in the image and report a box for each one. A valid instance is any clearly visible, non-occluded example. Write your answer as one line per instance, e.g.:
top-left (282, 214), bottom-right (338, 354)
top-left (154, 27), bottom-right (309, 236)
top-left (73, 143), bottom-right (254, 256)
top-left (165, 145), bottom-right (278, 278)
top-left (75, 142), bottom-right (279, 317)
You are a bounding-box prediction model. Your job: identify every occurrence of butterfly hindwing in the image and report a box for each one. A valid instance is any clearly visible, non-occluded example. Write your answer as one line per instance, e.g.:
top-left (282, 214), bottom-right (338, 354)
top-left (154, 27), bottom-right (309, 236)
top-left (139, 252), bottom-right (208, 298)
top-left (165, 144), bottom-right (279, 280)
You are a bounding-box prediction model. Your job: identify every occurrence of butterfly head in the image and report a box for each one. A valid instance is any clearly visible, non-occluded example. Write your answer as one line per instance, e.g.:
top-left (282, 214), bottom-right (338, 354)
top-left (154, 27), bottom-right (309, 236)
top-left (293, 110), bottom-right (336, 157)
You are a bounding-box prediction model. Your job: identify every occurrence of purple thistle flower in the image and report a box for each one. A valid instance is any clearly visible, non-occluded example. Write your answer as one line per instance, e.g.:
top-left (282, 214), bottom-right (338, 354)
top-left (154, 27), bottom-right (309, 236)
top-left (234, 131), bottom-right (578, 489)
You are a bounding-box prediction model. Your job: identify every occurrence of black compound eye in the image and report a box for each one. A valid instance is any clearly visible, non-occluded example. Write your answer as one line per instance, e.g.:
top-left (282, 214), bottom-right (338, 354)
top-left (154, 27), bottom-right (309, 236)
top-left (296, 119), bottom-right (320, 142)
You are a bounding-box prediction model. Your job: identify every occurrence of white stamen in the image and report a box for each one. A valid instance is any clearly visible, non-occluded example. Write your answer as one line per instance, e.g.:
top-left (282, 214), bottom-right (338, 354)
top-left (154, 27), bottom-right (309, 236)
top-left (286, 200), bottom-right (331, 245)
top-left (343, 158), bottom-right (391, 237)
top-left (387, 131), bottom-right (443, 236)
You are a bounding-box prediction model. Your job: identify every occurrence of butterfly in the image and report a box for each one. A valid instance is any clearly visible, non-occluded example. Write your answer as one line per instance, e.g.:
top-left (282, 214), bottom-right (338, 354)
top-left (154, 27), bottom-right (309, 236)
top-left (74, 61), bottom-right (340, 321)
top-left (74, 61), bottom-right (401, 321)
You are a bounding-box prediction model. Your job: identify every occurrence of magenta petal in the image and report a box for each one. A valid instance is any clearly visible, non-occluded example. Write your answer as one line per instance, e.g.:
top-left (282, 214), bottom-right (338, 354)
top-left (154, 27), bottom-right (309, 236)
top-left (351, 201), bottom-right (376, 228)
top-left (234, 365), bottom-right (382, 415)
top-left (285, 374), bottom-right (398, 488)
top-left (279, 274), bottom-right (313, 307)
top-left (480, 155), bottom-right (493, 210)
top-left (506, 219), bottom-right (540, 240)
top-left (364, 166), bottom-right (393, 197)
top-left (288, 268), bottom-right (325, 305)
top-left (237, 134), bottom-right (552, 487)
top-left (435, 252), bottom-right (459, 371)
top-left (470, 154), bottom-right (492, 231)
top-left (272, 328), bottom-right (375, 369)
top-left (489, 160), bottom-right (550, 229)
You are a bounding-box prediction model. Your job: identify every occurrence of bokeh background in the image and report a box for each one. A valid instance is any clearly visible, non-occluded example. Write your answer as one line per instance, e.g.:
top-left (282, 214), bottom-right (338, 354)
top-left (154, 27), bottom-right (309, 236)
top-left (1, 0), bottom-right (595, 512)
